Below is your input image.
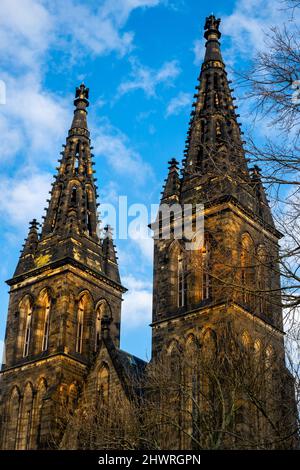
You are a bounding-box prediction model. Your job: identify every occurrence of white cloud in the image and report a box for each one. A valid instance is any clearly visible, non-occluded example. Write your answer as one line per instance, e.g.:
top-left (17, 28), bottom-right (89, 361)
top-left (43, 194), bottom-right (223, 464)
top-left (122, 275), bottom-right (152, 328)
top-left (1, 74), bottom-right (70, 163)
top-left (166, 91), bottom-right (191, 117)
top-left (44, 0), bottom-right (162, 60)
top-left (0, 0), bottom-right (53, 72)
top-left (0, 0), bottom-right (164, 167)
top-left (117, 57), bottom-right (181, 98)
top-left (93, 121), bottom-right (154, 185)
top-left (221, 0), bottom-right (300, 64)
top-left (0, 170), bottom-right (52, 226)
top-left (133, 236), bottom-right (154, 263)
top-left (193, 39), bottom-right (205, 66)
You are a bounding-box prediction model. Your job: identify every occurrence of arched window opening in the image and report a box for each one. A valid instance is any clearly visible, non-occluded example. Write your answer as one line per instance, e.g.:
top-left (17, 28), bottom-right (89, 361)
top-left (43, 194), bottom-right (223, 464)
top-left (76, 297), bottom-right (84, 354)
top-left (202, 239), bottom-right (210, 300)
top-left (257, 246), bottom-right (267, 314)
top-left (95, 302), bottom-right (107, 351)
top-left (241, 234), bottom-right (254, 307)
top-left (74, 143), bottom-right (80, 174)
top-left (67, 384), bottom-right (79, 411)
top-left (23, 303), bottom-right (32, 358)
top-left (70, 186), bottom-right (77, 205)
top-left (86, 190), bottom-right (93, 236)
top-left (51, 188), bottom-right (61, 231)
top-left (41, 295), bottom-right (51, 352)
top-left (18, 383), bottom-right (33, 450)
top-left (178, 253), bottom-right (187, 307)
top-left (216, 120), bottom-right (222, 138)
top-left (34, 379), bottom-right (47, 447)
top-left (6, 387), bottom-right (20, 450)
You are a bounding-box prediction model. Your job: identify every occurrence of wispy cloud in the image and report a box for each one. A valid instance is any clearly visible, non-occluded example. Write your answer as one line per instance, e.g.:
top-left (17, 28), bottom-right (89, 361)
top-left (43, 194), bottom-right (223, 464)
top-left (0, 170), bottom-right (52, 227)
top-left (193, 38), bottom-right (205, 66)
top-left (122, 275), bottom-right (152, 329)
top-left (93, 120), bottom-right (154, 185)
top-left (0, 0), bottom-right (164, 168)
top-left (166, 91), bottom-right (191, 117)
top-left (117, 57), bottom-right (181, 98)
top-left (222, 0), bottom-right (300, 64)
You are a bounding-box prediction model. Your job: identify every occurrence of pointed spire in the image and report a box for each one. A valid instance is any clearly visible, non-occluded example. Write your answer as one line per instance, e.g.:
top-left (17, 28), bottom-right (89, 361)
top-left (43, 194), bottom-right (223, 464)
top-left (181, 15), bottom-right (249, 187)
top-left (161, 158), bottom-right (181, 203)
top-left (14, 219), bottom-right (39, 275)
top-left (250, 165), bottom-right (275, 227)
top-left (102, 225), bottom-right (120, 283)
top-left (41, 84), bottom-right (99, 240)
top-left (22, 219), bottom-right (39, 255)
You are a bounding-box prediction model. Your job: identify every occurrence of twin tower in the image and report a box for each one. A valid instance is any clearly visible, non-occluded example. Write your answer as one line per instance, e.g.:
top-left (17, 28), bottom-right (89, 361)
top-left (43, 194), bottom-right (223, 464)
top-left (0, 16), bottom-right (297, 449)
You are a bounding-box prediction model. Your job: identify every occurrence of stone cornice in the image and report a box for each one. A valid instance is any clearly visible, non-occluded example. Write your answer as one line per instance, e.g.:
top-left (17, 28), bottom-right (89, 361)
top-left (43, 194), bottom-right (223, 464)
top-left (6, 256), bottom-right (127, 293)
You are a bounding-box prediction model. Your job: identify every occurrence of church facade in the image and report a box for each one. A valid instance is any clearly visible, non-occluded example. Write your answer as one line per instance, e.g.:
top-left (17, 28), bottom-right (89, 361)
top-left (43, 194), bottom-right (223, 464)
top-left (0, 16), bottom-right (298, 450)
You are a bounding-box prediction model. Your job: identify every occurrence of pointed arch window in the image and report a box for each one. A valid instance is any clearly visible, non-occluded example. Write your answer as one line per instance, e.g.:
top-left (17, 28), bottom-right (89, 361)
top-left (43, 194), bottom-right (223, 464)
top-left (257, 245), bottom-right (267, 314)
top-left (86, 189), bottom-right (93, 236)
top-left (74, 142), bottom-right (80, 174)
top-left (42, 296), bottom-right (51, 352)
top-left (23, 304), bottom-right (32, 357)
top-left (70, 186), bottom-right (77, 205)
top-left (34, 379), bottom-right (47, 447)
top-left (6, 387), bottom-right (20, 450)
top-left (95, 302), bottom-right (107, 351)
top-left (178, 253), bottom-right (187, 307)
top-left (241, 234), bottom-right (254, 307)
top-left (18, 383), bottom-right (33, 450)
top-left (76, 297), bottom-right (84, 354)
top-left (202, 239), bottom-right (210, 300)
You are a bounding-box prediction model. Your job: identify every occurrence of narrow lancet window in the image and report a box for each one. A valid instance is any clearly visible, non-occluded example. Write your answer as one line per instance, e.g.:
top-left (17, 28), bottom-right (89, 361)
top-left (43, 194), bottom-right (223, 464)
top-left (178, 254), bottom-right (187, 307)
top-left (42, 298), bottom-right (51, 352)
top-left (23, 306), bottom-right (32, 357)
top-left (76, 298), bottom-right (84, 353)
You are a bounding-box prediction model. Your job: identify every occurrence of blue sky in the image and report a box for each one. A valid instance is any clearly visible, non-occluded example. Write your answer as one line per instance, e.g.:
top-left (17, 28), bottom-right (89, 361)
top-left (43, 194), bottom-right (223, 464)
top-left (0, 0), bottom-right (296, 361)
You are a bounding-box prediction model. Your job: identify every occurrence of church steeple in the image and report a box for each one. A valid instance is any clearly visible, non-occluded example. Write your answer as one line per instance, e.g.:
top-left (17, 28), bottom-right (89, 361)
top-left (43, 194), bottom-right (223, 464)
top-left (41, 83), bottom-right (99, 241)
top-left (182, 15), bottom-right (249, 187)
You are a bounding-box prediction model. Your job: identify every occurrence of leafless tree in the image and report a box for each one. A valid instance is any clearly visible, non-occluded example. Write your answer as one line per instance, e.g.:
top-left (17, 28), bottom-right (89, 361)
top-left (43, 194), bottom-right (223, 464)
top-left (56, 325), bottom-right (299, 450)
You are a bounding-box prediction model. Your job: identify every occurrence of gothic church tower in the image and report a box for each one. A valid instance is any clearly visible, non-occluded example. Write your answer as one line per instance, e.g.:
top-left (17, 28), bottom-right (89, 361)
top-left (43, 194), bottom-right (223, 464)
top-left (152, 16), bottom-right (296, 446)
top-left (0, 85), bottom-right (125, 449)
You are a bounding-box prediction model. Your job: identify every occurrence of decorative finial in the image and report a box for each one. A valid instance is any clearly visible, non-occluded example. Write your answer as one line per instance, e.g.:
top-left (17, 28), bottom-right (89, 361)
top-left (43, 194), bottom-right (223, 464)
top-left (104, 224), bottom-right (113, 239)
top-left (168, 158), bottom-right (179, 170)
top-left (204, 15), bottom-right (221, 40)
top-left (74, 83), bottom-right (89, 108)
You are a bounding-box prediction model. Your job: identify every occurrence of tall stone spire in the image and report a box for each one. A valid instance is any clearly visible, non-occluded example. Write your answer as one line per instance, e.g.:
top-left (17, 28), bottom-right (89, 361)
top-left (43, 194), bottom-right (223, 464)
top-left (161, 158), bottom-right (181, 204)
top-left (182, 15), bottom-right (249, 201)
top-left (11, 84), bottom-right (123, 279)
top-left (41, 83), bottom-right (99, 240)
